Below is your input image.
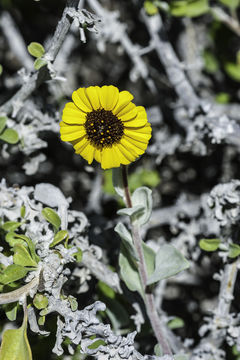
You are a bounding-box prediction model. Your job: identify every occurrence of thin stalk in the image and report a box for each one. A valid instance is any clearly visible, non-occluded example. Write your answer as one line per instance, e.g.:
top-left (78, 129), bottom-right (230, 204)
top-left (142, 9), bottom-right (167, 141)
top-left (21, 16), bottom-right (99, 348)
top-left (121, 165), bottom-right (172, 355)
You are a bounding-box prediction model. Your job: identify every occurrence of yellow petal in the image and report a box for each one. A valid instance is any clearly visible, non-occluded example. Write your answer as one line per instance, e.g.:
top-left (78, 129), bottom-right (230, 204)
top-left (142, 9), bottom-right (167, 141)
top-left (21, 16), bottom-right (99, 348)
top-left (101, 146), bottom-right (121, 169)
top-left (120, 137), bottom-right (144, 156)
top-left (123, 117), bottom-right (147, 127)
top-left (72, 88), bottom-right (93, 112)
top-left (116, 102), bottom-right (136, 118)
top-left (60, 126), bottom-right (86, 141)
top-left (60, 124), bottom-right (84, 132)
top-left (123, 136), bottom-right (148, 151)
top-left (124, 124), bottom-right (152, 134)
top-left (117, 143), bottom-right (137, 162)
top-left (73, 137), bottom-right (88, 152)
top-left (85, 86), bottom-right (101, 110)
top-left (62, 103), bottom-right (86, 125)
top-left (113, 145), bottom-right (129, 165)
top-left (113, 90), bottom-right (134, 115)
top-left (99, 85), bottom-right (119, 111)
top-left (119, 107), bottom-right (138, 122)
top-left (94, 149), bottom-right (102, 163)
top-left (124, 129), bottom-right (152, 143)
top-left (78, 143), bottom-right (95, 164)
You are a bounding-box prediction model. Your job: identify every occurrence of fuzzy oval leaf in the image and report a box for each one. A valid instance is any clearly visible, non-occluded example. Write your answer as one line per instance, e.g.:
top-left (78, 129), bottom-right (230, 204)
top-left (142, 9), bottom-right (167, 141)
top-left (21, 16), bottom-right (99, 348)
top-left (131, 186), bottom-right (153, 225)
top-left (142, 242), bottom-right (155, 277)
top-left (50, 230), bottom-right (68, 248)
top-left (147, 244), bottom-right (189, 285)
top-left (0, 316), bottom-right (32, 360)
top-left (0, 264), bottom-right (28, 285)
top-left (117, 205), bottom-right (145, 219)
top-left (13, 244), bottom-right (38, 267)
top-left (0, 128), bottom-right (19, 144)
top-left (0, 116), bottom-right (7, 134)
top-left (114, 222), bottom-right (138, 261)
top-left (119, 244), bottom-right (143, 297)
top-left (228, 243), bottom-right (240, 258)
top-left (2, 221), bottom-right (22, 232)
top-left (34, 58), bottom-right (48, 70)
top-left (199, 238), bottom-right (220, 252)
top-left (42, 207), bottom-right (61, 231)
top-left (27, 42), bottom-right (45, 58)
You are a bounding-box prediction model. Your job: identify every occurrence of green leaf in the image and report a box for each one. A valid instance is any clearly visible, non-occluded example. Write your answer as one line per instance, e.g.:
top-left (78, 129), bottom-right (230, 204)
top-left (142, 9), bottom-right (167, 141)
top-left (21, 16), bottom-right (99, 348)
top-left (68, 296), bottom-right (78, 312)
top-left (225, 62), bottom-right (240, 82)
top-left (13, 244), bottom-right (38, 267)
top-left (0, 64), bottom-right (2, 75)
top-left (2, 221), bottom-right (22, 232)
top-left (33, 294), bottom-right (48, 309)
top-left (199, 238), bottom-right (220, 252)
top-left (129, 169), bottom-right (160, 191)
top-left (131, 186), bottom-right (153, 225)
top-left (5, 232), bottom-right (26, 247)
top-left (170, 0), bottom-right (209, 17)
top-left (5, 233), bottom-right (39, 263)
top-left (20, 206), bottom-right (26, 218)
top-left (215, 92), bottom-right (230, 104)
top-left (4, 302), bottom-right (18, 321)
top-left (98, 281), bottom-right (115, 299)
top-left (0, 264), bottom-right (28, 285)
top-left (103, 169), bottom-right (115, 195)
top-left (0, 116), bottom-right (7, 134)
top-left (38, 316), bottom-right (45, 326)
top-left (112, 168), bottom-right (124, 198)
top-left (144, 1), bottom-right (159, 15)
top-left (34, 58), bottom-right (48, 70)
top-left (147, 244), bottom-right (189, 285)
top-left (218, 0), bottom-right (240, 9)
top-left (88, 339), bottom-right (106, 350)
top-left (73, 248), bottom-right (83, 262)
top-left (49, 230), bottom-right (68, 248)
top-left (0, 128), bottom-right (19, 144)
top-left (203, 50), bottom-right (219, 73)
top-left (168, 317), bottom-right (185, 329)
top-left (0, 315), bottom-right (32, 360)
top-left (42, 207), bottom-right (61, 232)
top-left (119, 243), bottom-right (143, 297)
top-left (27, 42), bottom-right (45, 58)
top-left (228, 243), bottom-right (240, 258)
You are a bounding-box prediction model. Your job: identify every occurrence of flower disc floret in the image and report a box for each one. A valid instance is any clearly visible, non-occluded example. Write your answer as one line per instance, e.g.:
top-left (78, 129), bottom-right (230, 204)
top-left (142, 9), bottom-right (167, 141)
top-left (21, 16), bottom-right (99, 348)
top-left (60, 85), bottom-right (152, 169)
top-left (84, 109), bottom-right (124, 149)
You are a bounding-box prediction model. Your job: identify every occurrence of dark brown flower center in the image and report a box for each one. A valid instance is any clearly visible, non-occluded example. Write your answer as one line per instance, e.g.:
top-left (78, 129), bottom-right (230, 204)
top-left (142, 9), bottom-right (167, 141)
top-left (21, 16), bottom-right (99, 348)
top-left (84, 109), bottom-right (124, 149)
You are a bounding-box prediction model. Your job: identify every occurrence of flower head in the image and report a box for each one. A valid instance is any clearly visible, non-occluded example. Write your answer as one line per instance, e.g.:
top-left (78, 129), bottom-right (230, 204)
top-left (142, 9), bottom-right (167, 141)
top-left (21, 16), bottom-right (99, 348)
top-left (60, 85), bottom-right (152, 169)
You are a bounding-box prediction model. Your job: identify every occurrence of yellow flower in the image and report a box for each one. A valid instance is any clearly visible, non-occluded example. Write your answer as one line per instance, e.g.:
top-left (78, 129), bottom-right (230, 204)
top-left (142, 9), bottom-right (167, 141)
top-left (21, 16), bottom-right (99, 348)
top-left (60, 85), bottom-right (152, 170)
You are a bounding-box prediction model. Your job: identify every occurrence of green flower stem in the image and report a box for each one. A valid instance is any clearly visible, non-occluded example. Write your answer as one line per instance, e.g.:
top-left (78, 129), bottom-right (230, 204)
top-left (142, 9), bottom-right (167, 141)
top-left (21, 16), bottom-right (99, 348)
top-left (121, 165), bottom-right (172, 355)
